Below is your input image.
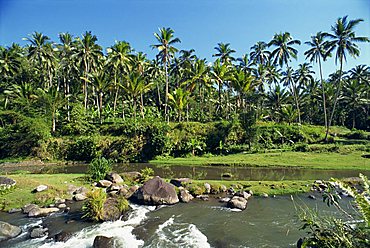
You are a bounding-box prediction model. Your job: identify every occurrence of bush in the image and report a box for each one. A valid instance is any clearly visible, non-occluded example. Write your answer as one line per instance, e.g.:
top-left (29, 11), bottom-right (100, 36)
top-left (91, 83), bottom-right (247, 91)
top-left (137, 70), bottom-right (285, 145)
top-left (345, 130), bottom-right (369, 140)
top-left (187, 183), bottom-right (206, 196)
top-left (87, 157), bottom-right (112, 181)
top-left (139, 167), bottom-right (154, 183)
top-left (66, 136), bottom-right (97, 161)
top-left (0, 111), bottom-right (50, 159)
top-left (82, 189), bottom-right (106, 221)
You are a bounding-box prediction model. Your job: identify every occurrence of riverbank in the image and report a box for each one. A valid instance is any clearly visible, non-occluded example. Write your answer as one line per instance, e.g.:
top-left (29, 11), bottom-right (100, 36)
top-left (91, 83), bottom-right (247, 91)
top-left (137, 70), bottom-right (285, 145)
top-left (0, 173), bottom-right (315, 212)
top-left (151, 150), bottom-right (370, 170)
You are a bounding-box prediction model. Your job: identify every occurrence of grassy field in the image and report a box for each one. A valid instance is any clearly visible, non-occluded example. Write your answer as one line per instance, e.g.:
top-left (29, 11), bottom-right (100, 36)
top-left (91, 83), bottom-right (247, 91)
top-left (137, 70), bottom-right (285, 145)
top-left (0, 173), bottom-right (89, 212)
top-left (152, 151), bottom-right (370, 170)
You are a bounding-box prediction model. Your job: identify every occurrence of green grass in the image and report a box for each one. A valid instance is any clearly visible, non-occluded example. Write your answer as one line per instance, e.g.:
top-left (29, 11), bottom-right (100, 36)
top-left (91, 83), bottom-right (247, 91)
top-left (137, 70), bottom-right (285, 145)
top-left (152, 151), bottom-right (370, 170)
top-left (0, 174), bottom-right (90, 211)
top-left (192, 179), bottom-right (313, 196)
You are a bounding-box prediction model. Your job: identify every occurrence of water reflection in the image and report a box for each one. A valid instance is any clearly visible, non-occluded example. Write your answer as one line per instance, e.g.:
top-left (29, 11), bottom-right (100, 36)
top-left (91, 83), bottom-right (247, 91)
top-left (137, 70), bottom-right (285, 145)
top-left (1, 163), bottom-right (369, 181)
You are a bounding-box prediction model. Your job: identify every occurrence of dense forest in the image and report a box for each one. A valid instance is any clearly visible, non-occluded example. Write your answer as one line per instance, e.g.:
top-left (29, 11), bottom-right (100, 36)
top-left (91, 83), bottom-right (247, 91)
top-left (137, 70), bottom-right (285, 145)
top-left (0, 16), bottom-right (369, 161)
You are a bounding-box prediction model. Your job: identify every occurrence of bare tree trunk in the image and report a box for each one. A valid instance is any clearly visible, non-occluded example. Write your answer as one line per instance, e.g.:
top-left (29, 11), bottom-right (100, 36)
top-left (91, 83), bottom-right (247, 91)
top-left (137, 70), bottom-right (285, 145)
top-left (165, 63), bottom-right (169, 122)
top-left (318, 57), bottom-right (328, 141)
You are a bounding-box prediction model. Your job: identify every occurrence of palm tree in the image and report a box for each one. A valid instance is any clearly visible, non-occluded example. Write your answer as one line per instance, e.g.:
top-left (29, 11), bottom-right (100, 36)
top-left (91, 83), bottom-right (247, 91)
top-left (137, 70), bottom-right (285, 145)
top-left (167, 87), bottom-right (190, 121)
top-left (265, 84), bottom-right (290, 122)
top-left (107, 41), bottom-right (132, 113)
top-left (213, 42), bottom-right (235, 64)
top-left (324, 16), bottom-right (369, 137)
top-left (281, 67), bottom-right (301, 123)
top-left (151, 27), bottom-right (181, 122)
top-left (269, 32), bottom-right (301, 122)
top-left (230, 68), bottom-right (255, 111)
top-left (24, 32), bottom-right (56, 89)
top-left (305, 32), bottom-right (331, 135)
top-left (211, 58), bottom-right (231, 116)
top-left (250, 41), bottom-right (270, 65)
top-left (342, 78), bottom-right (367, 128)
top-left (75, 31), bottom-right (103, 109)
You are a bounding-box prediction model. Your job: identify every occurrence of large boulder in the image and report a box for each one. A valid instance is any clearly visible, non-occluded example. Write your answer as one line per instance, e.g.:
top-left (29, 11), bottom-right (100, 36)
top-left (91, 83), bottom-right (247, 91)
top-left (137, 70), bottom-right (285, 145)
top-left (0, 176), bottom-right (16, 190)
top-left (121, 172), bottom-right (141, 182)
top-left (228, 196), bottom-right (248, 210)
top-left (135, 176), bottom-right (179, 205)
top-left (0, 221), bottom-right (22, 241)
top-left (74, 193), bottom-right (87, 201)
top-left (28, 207), bottom-right (59, 217)
top-left (105, 173), bottom-right (123, 184)
top-left (101, 197), bottom-right (131, 221)
top-left (30, 227), bottom-right (48, 238)
top-left (54, 231), bottom-right (73, 242)
top-left (93, 236), bottom-right (116, 248)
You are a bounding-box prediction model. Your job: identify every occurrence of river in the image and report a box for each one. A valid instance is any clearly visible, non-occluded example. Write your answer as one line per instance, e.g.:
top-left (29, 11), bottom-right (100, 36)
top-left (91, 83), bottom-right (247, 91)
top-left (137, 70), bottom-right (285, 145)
top-left (0, 193), bottom-right (356, 248)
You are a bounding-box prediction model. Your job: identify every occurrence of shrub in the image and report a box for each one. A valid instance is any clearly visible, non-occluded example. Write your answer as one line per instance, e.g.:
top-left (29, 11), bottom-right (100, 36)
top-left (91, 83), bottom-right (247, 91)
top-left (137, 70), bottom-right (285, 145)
top-left (116, 196), bottom-right (130, 213)
top-left (82, 189), bottom-right (107, 221)
top-left (66, 136), bottom-right (97, 161)
top-left (139, 167), bottom-right (154, 183)
top-left (0, 111), bottom-right (50, 159)
top-left (187, 183), bottom-right (206, 196)
top-left (87, 157), bottom-right (112, 181)
top-left (345, 130), bottom-right (369, 140)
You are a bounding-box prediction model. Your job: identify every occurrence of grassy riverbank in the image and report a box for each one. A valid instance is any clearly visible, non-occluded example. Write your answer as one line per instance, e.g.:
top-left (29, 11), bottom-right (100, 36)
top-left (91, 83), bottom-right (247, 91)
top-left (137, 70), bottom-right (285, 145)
top-left (151, 150), bottom-right (370, 170)
top-left (0, 173), bottom-right (314, 211)
top-left (0, 174), bottom-right (89, 211)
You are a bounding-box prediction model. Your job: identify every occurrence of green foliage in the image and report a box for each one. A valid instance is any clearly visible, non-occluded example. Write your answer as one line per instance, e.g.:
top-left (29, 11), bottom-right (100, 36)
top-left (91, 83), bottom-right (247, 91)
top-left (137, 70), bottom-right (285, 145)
top-left (87, 157), bottom-right (112, 181)
top-left (116, 195), bottom-right (130, 213)
top-left (345, 130), bottom-right (369, 140)
top-left (61, 103), bottom-right (96, 135)
top-left (0, 111), bottom-right (50, 158)
top-left (297, 174), bottom-right (370, 247)
top-left (66, 136), bottom-right (97, 161)
top-left (139, 167), bottom-right (154, 183)
top-left (239, 110), bottom-right (257, 148)
top-left (82, 189), bottom-right (107, 221)
top-left (186, 183), bottom-right (206, 196)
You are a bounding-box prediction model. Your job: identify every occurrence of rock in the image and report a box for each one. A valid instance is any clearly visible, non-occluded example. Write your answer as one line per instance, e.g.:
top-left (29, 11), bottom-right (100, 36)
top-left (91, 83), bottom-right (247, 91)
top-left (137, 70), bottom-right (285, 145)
top-left (54, 231), bottom-right (73, 242)
top-left (220, 184), bottom-right (227, 192)
top-left (219, 197), bottom-right (231, 203)
top-left (97, 180), bottom-right (113, 188)
top-left (121, 172), bottom-right (142, 181)
top-left (93, 235), bottom-right (115, 248)
top-left (120, 185), bottom-right (139, 199)
top-left (22, 204), bottom-right (39, 214)
top-left (107, 184), bottom-right (121, 192)
top-left (228, 196), bottom-right (248, 210)
top-left (28, 207), bottom-right (59, 217)
top-left (105, 173), bottom-right (123, 184)
top-left (74, 193), bottom-right (87, 201)
top-left (74, 186), bottom-right (89, 195)
top-left (261, 193), bottom-right (269, 198)
top-left (0, 221), bottom-right (22, 241)
top-left (308, 195), bottom-right (316, 200)
top-left (204, 183), bottom-right (211, 194)
top-left (135, 176), bottom-right (179, 205)
top-left (58, 203), bottom-right (67, 209)
top-left (170, 178), bottom-right (192, 187)
top-left (30, 227), bottom-right (48, 238)
top-left (234, 191), bottom-right (252, 200)
top-left (8, 208), bottom-right (21, 214)
top-left (67, 184), bottom-right (78, 195)
top-left (101, 197), bottom-right (131, 221)
top-left (0, 176), bottom-right (16, 190)
top-left (179, 189), bottom-right (193, 203)
top-left (196, 194), bottom-right (209, 201)
top-left (228, 187), bottom-right (235, 194)
top-left (55, 197), bottom-right (66, 204)
top-left (314, 180), bottom-right (323, 184)
top-left (318, 183), bottom-right (328, 190)
top-left (34, 185), bottom-right (48, 192)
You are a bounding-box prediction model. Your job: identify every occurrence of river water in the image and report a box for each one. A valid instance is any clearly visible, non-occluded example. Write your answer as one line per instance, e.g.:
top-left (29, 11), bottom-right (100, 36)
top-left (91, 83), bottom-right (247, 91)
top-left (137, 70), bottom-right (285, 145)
top-left (0, 194), bottom-right (356, 248)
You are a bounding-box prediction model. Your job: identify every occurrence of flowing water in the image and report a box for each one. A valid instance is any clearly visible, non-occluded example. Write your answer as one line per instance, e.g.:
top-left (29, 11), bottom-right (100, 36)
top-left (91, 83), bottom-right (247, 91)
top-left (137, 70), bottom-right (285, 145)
top-left (0, 194), bottom-right (356, 248)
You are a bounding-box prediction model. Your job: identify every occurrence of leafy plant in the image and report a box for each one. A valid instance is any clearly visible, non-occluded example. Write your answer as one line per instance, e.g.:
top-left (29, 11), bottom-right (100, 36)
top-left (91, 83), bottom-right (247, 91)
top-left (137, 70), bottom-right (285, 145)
top-left (139, 167), bottom-right (154, 183)
top-left (82, 189), bottom-right (107, 221)
top-left (87, 157), bottom-right (112, 181)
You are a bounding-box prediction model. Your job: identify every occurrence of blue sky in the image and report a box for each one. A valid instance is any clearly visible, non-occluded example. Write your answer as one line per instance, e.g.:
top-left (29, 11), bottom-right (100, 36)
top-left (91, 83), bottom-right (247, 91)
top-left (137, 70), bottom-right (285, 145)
top-left (0, 0), bottom-right (369, 77)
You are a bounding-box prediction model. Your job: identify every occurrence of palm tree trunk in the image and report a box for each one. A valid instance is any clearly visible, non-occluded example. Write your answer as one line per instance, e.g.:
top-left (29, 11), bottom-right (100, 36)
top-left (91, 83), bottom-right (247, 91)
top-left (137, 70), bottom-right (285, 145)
top-left (326, 57), bottom-right (343, 139)
top-left (318, 57), bottom-right (328, 141)
top-left (156, 79), bottom-right (162, 112)
top-left (140, 93), bottom-right (145, 119)
top-left (165, 62), bottom-right (169, 122)
top-left (99, 91), bottom-right (103, 124)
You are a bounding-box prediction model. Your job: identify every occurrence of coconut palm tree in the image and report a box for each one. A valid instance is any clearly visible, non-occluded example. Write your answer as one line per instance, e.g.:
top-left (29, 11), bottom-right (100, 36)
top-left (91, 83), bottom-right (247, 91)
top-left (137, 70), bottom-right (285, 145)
top-left (213, 42), bottom-right (235, 64)
top-left (305, 32), bottom-right (331, 136)
top-left (342, 78), bottom-right (367, 128)
top-left (269, 32), bottom-right (301, 122)
top-left (265, 84), bottom-right (290, 122)
top-left (250, 41), bottom-right (270, 65)
top-left (230, 68), bottom-right (256, 111)
top-left (324, 16), bottom-right (369, 136)
top-left (151, 27), bottom-right (181, 122)
top-left (281, 67), bottom-right (301, 123)
top-left (75, 31), bottom-right (103, 109)
top-left (211, 58), bottom-right (231, 116)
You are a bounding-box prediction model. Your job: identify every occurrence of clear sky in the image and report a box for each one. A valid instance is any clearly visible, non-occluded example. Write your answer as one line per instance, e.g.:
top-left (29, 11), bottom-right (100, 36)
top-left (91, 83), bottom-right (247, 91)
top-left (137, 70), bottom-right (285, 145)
top-left (0, 0), bottom-right (369, 78)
